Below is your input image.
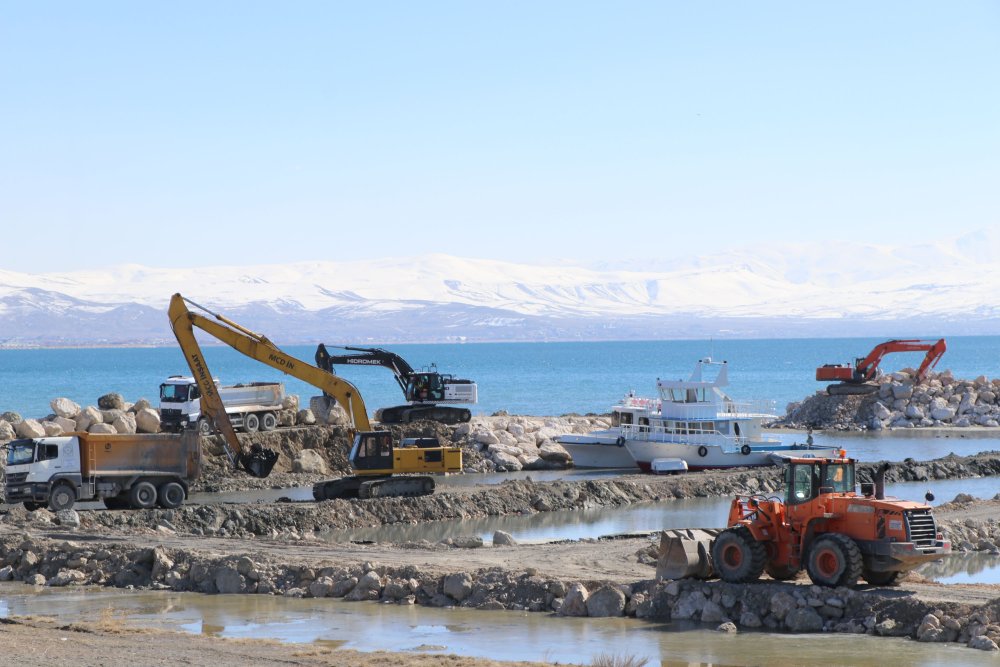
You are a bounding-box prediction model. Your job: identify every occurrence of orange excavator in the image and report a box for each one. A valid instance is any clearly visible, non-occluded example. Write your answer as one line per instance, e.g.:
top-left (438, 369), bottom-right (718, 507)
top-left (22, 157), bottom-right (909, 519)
top-left (815, 338), bottom-right (947, 396)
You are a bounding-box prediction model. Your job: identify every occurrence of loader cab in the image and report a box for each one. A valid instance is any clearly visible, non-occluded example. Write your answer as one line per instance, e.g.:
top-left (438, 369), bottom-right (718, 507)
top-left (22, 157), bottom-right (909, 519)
top-left (785, 460), bottom-right (855, 505)
top-left (349, 431), bottom-right (395, 472)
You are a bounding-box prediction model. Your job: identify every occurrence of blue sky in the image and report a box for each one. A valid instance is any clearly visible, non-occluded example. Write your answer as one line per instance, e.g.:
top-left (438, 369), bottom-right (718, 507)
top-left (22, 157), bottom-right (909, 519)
top-left (2, 2), bottom-right (997, 272)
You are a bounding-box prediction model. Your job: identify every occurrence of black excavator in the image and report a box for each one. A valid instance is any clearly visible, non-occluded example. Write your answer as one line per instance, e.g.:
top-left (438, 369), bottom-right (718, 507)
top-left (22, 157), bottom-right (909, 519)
top-left (315, 344), bottom-right (477, 424)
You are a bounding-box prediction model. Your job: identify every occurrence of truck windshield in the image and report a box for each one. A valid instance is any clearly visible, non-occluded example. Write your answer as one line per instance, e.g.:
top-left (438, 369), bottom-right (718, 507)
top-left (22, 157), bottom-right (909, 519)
top-left (6, 439), bottom-right (36, 465)
top-left (160, 384), bottom-right (190, 402)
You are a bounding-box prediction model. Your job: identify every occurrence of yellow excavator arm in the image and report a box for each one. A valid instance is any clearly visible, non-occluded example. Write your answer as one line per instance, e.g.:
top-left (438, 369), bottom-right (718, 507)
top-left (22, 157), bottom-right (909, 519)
top-left (167, 293), bottom-right (372, 477)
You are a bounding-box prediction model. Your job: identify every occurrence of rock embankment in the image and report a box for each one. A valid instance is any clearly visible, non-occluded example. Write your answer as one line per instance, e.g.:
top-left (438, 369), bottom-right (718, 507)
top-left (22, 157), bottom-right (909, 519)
top-left (1, 534), bottom-right (998, 653)
top-left (781, 369), bottom-right (1000, 431)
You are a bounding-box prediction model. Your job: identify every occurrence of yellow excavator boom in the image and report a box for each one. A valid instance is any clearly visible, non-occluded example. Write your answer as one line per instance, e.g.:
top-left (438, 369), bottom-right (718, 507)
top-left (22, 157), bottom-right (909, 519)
top-left (167, 293), bottom-right (372, 477)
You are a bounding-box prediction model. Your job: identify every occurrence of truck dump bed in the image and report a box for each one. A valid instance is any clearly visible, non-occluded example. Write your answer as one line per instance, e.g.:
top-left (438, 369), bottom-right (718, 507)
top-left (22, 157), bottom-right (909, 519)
top-left (218, 382), bottom-right (284, 408)
top-left (79, 431), bottom-right (201, 480)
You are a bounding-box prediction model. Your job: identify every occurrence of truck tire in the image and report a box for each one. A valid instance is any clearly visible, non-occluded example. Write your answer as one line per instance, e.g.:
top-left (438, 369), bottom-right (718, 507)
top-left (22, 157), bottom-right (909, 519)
top-left (807, 534), bottom-right (863, 587)
top-left (711, 526), bottom-right (767, 583)
top-left (48, 483), bottom-right (76, 512)
top-left (158, 481), bottom-right (185, 509)
top-left (261, 412), bottom-right (278, 431)
top-left (244, 413), bottom-right (260, 433)
top-left (128, 481), bottom-right (158, 510)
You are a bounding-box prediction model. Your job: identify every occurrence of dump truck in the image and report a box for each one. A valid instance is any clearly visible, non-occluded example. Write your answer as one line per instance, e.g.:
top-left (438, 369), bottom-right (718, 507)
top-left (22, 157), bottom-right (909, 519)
top-left (159, 375), bottom-right (286, 434)
top-left (658, 455), bottom-right (950, 587)
top-left (4, 430), bottom-right (201, 512)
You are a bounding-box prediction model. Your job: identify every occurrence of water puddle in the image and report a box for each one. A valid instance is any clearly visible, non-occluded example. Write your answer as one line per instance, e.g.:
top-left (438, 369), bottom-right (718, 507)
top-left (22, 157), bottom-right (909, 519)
top-left (919, 553), bottom-right (1000, 585)
top-left (0, 583), bottom-right (987, 666)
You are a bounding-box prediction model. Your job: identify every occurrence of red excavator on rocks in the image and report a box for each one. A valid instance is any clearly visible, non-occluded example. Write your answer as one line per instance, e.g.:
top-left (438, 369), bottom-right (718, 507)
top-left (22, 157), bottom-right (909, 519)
top-left (815, 338), bottom-right (947, 396)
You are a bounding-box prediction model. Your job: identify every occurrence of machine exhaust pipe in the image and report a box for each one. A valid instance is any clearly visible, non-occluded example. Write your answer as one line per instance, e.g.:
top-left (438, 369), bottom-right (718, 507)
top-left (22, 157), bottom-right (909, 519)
top-left (875, 462), bottom-right (890, 500)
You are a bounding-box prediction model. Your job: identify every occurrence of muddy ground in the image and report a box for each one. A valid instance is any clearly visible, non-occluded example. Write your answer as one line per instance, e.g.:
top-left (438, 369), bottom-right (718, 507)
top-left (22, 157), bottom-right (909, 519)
top-left (3, 422), bottom-right (1000, 660)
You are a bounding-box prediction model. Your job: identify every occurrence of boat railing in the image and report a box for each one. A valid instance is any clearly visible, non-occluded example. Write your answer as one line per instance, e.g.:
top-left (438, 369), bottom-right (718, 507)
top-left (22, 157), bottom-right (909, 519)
top-left (721, 399), bottom-right (777, 417)
top-left (618, 423), bottom-right (781, 453)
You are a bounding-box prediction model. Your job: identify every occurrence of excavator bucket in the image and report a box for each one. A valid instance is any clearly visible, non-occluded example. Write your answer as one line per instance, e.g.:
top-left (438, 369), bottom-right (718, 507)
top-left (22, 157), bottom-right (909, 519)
top-left (238, 444), bottom-right (279, 478)
top-left (656, 529), bottom-right (721, 580)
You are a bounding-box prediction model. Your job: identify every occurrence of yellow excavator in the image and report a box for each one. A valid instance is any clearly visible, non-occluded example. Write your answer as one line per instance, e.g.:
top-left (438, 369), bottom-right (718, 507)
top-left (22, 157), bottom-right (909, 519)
top-left (167, 293), bottom-right (463, 499)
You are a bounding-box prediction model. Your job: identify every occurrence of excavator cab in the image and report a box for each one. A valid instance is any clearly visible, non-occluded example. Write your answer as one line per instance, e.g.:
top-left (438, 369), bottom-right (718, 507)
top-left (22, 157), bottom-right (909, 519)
top-left (406, 372), bottom-right (445, 402)
top-left (350, 431), bottom-right (395, 471)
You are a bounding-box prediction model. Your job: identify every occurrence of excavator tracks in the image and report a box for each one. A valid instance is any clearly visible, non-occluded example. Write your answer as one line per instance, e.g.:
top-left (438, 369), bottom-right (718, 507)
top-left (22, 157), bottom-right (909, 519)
top-left (312, 475), bottom-right (435, 501)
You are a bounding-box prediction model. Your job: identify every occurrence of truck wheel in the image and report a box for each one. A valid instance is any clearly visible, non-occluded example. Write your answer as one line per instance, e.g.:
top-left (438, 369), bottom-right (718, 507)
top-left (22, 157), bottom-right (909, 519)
top-left (48, 483), bottom-right (76, 512)
top-left (807, 534), bottom-right (862, 587)
top-left (128, 481), bottom-right (158, 510)
top-left (711, 526), bottom-right (767, 583)
top-left (244, 413), bottom-right (260, 432)
top-left (197, 418), bottom-right (213, 436)
top-left (862, 568), bottom-right (901, 586)
top-left (261, 412), bottom-right (277, 431)
top-left (158, 481), bottom-right (186, 509)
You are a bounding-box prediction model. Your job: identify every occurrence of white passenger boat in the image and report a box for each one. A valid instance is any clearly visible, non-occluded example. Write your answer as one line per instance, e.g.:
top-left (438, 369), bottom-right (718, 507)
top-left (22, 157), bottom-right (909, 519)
top-left (555, 395), bottom-right (656, 469)
top-left (621, 358), bottom-right (840, 472)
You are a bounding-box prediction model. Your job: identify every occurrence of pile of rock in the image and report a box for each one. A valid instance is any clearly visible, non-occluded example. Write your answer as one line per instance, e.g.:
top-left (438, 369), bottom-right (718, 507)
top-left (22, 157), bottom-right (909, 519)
top-left (646, 578), bottom-right (1000, 651)
top-left (449, 415), bottom-right (579, 472)
top-left (0, 393), bottom-right (162, 442)
top-left (782, 370), bottom-right (1000, 431)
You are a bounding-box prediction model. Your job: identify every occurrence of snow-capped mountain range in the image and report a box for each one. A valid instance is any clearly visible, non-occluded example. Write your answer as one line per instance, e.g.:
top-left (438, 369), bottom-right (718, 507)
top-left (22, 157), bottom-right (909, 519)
top-left (2, 230), bottom-right (999, 346)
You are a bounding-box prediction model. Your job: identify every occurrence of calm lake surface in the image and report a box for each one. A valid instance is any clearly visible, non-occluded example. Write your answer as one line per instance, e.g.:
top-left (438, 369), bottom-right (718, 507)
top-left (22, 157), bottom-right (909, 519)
top-left (2, 336), bottom-right (1000, 419)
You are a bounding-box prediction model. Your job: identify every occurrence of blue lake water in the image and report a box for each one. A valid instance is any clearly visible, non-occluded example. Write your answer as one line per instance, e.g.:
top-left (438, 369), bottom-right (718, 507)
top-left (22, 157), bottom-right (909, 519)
top-left (2, 335), bottom-right (1000, 421)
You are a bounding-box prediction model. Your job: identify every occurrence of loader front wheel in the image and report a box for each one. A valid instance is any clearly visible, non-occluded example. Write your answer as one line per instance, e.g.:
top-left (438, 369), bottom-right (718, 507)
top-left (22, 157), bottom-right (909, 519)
top-left (807, 534), bottom-right (862, 587)
top-left (711, 526), bottom-right (767, 583)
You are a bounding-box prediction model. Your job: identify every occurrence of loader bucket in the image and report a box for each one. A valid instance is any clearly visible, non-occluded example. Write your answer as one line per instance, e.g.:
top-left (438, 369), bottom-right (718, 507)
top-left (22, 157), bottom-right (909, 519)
top-left (656, 529), bottom-right (721, 580)
top-left (239, 443), bottom-right (279, 478)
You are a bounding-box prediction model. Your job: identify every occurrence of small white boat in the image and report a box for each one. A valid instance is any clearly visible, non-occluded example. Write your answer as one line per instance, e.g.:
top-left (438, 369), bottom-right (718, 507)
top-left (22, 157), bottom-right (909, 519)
top-left (622, 358), bottom-right (840, 472)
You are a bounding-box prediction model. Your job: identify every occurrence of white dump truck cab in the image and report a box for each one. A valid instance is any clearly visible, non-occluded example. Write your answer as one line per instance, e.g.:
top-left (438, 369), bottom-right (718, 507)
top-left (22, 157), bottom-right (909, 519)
top-left (159, 375), bottom-right (205, 432)
top-left (5, 436), bottom-right (83, 511)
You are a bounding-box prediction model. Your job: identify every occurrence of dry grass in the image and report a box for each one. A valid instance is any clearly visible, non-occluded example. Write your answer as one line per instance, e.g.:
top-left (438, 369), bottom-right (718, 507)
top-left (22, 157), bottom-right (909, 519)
top-left (590, 654), bottom-right (649, 667)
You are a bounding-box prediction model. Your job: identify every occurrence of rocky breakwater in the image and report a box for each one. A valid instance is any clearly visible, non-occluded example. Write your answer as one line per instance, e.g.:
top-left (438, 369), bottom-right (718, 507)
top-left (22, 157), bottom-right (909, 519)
top-left (645, 578), bottom-right (1000, 652)
top-left (437, 414), bottom-right (575, 472)
top-left (781, 370), bottom-right (1000, 431)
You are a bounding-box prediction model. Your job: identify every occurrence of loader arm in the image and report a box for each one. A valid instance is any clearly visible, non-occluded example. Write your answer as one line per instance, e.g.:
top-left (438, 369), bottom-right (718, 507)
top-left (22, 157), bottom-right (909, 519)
top-left (168, 294), bottom-right (372, 476)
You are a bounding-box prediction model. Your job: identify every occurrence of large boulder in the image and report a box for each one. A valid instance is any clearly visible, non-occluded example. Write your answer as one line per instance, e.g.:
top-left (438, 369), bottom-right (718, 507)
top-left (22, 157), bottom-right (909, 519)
top-left (113, 413), bottom-right (138, 435)
top-left (296, 409), bottom-right (317, 426)
top-left (1, 411), bottom-right (22, 424)
top-left (292, 450), bottom-right (328, 475)
top-left (585, 586), bottom-right (626, 617)
top-left (42, 421), bottom-right (64, 436)
top-left (50, 398), bottom-right (81, 419)
top-left (0, 420), bottom-right (15, 441)
top-left (560, 583), bottom-right (589, 616)
top-left (51, 416), bottom-right (77, 432)
top-left (98, 393), bottom-right (126, 410)
top-left (135, 408), bottom-right (161, 433)
top-left (15, 419), bottom-right (46, 439)
top-left (309, 396), bottom-right (349, 425)
top-left (74, 406), bottom-right (103, 432)
top-left (88, 423), bottom-right (117, 435)
top-left (539, 441), bottom-right (572, 464)
top-left (443, 572), bottom-right (473, 602)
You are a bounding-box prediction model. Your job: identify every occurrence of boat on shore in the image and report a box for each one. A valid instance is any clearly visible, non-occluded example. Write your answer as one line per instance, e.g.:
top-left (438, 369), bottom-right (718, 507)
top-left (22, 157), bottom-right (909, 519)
top-left (622, 358), bottom-right (840, 472)
top-left (555, 394), bottom-right (656, 469)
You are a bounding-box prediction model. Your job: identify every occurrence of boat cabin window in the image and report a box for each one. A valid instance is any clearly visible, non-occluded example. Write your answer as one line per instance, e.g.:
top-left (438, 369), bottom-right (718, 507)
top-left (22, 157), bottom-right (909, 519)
top-left (616, 412), bottom-right (633, 426)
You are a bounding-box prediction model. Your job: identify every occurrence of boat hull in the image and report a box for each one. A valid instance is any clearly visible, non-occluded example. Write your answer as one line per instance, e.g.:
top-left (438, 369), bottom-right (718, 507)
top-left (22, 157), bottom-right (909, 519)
top-left (625, 439), bottom-right (841, 472)
top-left (557, 434), bottom-right (638, 469)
